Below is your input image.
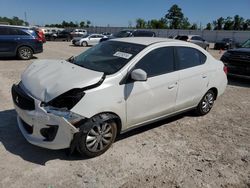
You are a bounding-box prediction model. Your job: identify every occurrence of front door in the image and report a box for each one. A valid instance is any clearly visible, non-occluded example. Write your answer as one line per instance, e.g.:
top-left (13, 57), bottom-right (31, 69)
top-left (125, 47), bottom-right (179, 127)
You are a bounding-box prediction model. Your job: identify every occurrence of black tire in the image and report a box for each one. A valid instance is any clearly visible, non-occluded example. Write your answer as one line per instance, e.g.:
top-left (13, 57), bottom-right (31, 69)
top-left (195, 90), bottom-right (215, 116)
top-left (81, 41), bottom-right (88, 47)
top-left (77, 115), bottom-right (117, 157)
top-left (17, 46), bottom-right (33, 60)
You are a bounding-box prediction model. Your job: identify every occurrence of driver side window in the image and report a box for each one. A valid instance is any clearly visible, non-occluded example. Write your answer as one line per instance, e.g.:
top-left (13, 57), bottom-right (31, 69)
top-left (134, 47), bottom-right (175, 78)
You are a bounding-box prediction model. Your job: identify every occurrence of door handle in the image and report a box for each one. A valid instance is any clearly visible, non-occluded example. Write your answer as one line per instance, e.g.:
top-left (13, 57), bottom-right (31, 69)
top-left (168, 82), bottom-right (177, 89)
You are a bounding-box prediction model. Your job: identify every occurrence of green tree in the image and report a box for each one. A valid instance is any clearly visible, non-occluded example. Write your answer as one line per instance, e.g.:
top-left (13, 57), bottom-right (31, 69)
top-left (190, 23), bottom-right (198, 30)
top-left (80, 21), bottom-right (85, 27)
top-left (136, 18), bottom-right (147, 28)
top-left (181, 17), bottom-right (190, 29)
top-left (243, 19), bottom-right (250, 30)
top-left (205, 23), bottom-right (212, 30)
top-left (86, 20), bottom-right (91, 28)
top-left (233, 15), bottom-right (244, 30)
top-left (165, 4), bottom-right (184, 29)
top-left (147, 18), bottom-right (167, 29)
top-left (223, 17), bottom-right (234, 30)
top-left (0, 16), bottom-right (26, 26)
top-left (213, 17), bottom-right (224, 30)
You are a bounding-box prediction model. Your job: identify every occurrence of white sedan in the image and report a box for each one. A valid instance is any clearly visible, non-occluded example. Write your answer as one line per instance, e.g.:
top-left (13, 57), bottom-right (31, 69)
top-left (11, 37), bottom-right (227, 157)
top-left (74, 34), bottom-right (105, 46)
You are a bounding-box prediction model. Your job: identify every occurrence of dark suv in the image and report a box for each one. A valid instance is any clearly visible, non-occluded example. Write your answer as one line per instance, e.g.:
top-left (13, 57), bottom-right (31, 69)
top-left (221, 39), bottom-right (250, 79)
top-left (46, 29), bottom-right (73, 41)
top-left (100, 29), bottom-right (156, 42)
top-left (0, 25), bottom-right (43, 60)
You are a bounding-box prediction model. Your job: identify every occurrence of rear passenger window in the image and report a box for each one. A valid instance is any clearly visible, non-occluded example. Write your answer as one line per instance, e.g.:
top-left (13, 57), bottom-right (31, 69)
top-left (176, 35), bottom-right (188, 41)
top-left (0, 27), bottom-right (10, 35)
top-left (176, 47), bottom-right (207, 70)
top-left (15, 29), bottom-right (29, 35)
top-left (192, 36), bottom-right (203, 41)
top-left (134, 47), bottom-right (174, 77)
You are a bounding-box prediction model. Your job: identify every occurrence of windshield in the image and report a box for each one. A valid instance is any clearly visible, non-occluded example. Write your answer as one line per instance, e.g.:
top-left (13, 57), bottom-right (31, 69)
top-left (241, 39), bottom-right (250, 48)
top-left (72, 41), bottom-right (146, 74)
top-left (114, 31), bottom-right (132, 38)
top-left (82, 34), bottom-right (89, 38)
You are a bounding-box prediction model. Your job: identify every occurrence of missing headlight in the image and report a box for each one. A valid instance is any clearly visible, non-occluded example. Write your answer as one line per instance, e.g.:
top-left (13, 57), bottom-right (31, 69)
top-left (46, 89), bottom-right (85, 110)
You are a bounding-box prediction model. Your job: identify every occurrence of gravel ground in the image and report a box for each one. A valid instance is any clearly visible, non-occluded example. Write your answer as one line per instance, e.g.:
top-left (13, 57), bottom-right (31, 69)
top-left (0, 42), bottom-right (249, 188)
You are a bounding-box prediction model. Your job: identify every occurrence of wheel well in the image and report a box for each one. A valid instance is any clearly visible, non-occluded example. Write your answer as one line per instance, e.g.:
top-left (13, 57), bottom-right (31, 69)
top-left (93, 112), bottom-right (122, 135)
top-left (209, 87), bottom-right (218, 100)
top-left (81, 41), bottom-right (88, 46)
top-left (16, 45), bottom-right (34, 55)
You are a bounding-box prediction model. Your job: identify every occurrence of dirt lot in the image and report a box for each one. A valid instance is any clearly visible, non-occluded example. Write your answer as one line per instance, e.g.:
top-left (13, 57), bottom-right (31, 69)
top-left (0, 42), bottom-right (249, 188)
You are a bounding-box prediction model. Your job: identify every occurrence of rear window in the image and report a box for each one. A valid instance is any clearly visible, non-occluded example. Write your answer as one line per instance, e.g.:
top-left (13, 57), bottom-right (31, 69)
top-left (0, 27), bottom-right (29, 36)
top-left (176, 35), bottom-right (188, 41)
top-left (0, 27), bottom-right (10, 35)
top-left (176, 47), bottom-right (207, 70)
top-left (133, 31), bottom-right (155, 37)
top-left (191, 36), bottom-right (203, 41)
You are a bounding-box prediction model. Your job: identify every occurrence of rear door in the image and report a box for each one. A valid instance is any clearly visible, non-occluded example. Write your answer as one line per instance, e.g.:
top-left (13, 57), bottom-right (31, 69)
top-left (0, 27), bottom-right (18, 56)
top-left (88, 35), bottom-right (100, 45)
top-left (125, 46), bottom-right (179, 127)
top-left (174, 46), bottom-right (209, 111)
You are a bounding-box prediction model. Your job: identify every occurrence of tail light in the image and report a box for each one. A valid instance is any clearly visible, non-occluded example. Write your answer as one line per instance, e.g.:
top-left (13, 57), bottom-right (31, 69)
top-left (223, 65), bottom-right (228, 75)
top-left (35, 29), bottom-right (45, 42)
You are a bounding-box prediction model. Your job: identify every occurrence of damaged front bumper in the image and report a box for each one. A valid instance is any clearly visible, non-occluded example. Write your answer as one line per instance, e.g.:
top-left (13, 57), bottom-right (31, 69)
top-left (12, 84), bottom-right (84, 150)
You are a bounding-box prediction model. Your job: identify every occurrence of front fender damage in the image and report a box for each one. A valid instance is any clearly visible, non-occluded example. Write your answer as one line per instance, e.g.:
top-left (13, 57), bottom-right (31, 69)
top-left (69, 113), bottom-right (119, 155)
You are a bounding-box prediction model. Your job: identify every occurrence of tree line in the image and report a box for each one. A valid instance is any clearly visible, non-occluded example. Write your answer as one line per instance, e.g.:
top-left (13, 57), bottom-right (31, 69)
top-left (45, 20), bottom-right (91, 28)
top-left (0, 16), bottom-right (28, 26)
top-left (0, 16), bottom-right (92, 28)
top-left (136, 4), bottom-right (250, 30)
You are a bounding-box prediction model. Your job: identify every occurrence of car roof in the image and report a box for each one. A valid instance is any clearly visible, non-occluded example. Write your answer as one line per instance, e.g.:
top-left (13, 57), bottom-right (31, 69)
top-left (0, 24), bottom-right (31, 30)
top-left (111, 37), bottom-right (186, 46)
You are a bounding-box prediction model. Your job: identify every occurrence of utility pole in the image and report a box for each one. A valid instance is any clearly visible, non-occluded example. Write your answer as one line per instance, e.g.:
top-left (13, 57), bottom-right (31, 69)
top-left (24, 12), bottom-right (28, 26)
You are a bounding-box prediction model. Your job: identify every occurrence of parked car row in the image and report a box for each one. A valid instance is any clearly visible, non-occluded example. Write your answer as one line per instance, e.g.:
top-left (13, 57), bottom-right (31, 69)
top-left (71, 30), bottom-right (156, 46)
top-left (174, 35), bottom-right (209, 50)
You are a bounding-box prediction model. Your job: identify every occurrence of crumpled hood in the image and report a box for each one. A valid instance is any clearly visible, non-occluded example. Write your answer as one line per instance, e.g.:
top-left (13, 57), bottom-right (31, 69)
top-left (21, 59), bottom-right (104, 102)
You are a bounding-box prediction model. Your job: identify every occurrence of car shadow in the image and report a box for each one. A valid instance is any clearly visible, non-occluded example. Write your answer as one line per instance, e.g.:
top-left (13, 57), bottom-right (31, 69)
top-left (116, 112), bottom-right (191, 142)
top-left (0, 109), bottom-right (190, 165)
top-left (0, 56), bottom-right (38, 61)
top-left (227, 76), bottom-right (250, 88)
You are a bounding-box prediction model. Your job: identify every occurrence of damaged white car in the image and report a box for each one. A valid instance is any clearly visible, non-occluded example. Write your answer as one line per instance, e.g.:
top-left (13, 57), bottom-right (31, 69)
top-left (11, 37), bottom-right (227, 157)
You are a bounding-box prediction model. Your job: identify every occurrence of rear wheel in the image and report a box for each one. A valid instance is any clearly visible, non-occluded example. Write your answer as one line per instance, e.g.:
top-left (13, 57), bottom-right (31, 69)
top-left (195, 90), bottom-right (215, 116)
top-left (17, 46), bottom-right (33, 60)
top-left (77, 115), bottom-right (117, 157)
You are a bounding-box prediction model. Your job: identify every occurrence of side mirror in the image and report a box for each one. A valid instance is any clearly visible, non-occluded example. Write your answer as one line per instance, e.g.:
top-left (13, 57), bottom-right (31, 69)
top-left (131, 69), bottom-right (147, 81)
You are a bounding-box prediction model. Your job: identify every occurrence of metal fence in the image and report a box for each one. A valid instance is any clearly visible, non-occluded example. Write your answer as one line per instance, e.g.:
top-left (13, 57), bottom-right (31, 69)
top-left (84, 27), bottom-right (250, 43)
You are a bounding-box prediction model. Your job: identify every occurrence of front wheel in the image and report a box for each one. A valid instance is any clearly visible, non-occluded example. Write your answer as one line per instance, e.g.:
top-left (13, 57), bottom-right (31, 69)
top-left (195, 90), bottom-right (215, 116)
top-left (77, 116), bottom-right (117, 157)
top-left (81, 41), bottom-right (88, 47)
